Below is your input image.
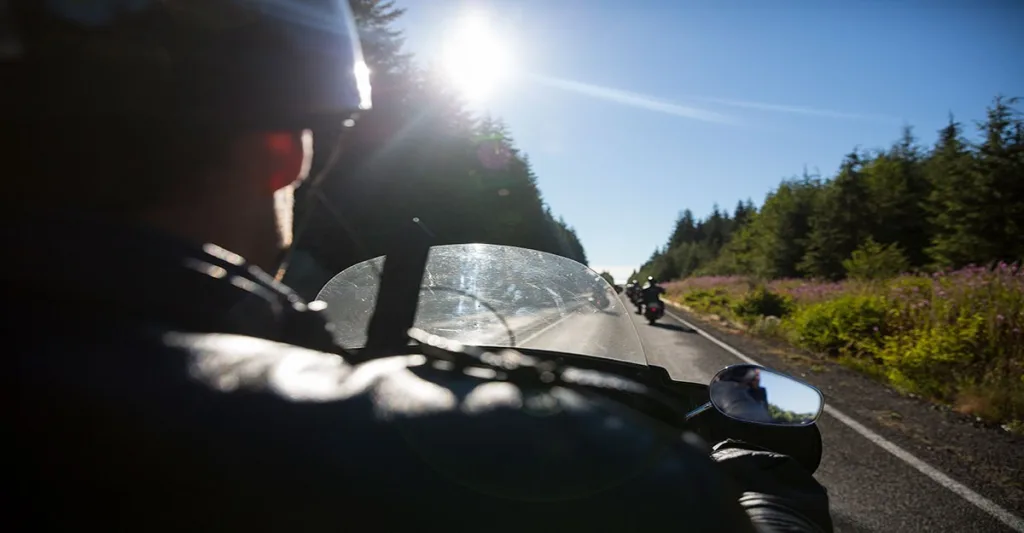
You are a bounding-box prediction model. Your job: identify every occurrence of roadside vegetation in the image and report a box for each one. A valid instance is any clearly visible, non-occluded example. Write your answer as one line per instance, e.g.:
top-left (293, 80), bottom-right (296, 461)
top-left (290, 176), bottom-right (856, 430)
top-left (768, 404), bottom-right (818, 424)
top-left (665, 269), bottom-right (1022, 430)
top-left (634, 97), bottom-right (1024, 430)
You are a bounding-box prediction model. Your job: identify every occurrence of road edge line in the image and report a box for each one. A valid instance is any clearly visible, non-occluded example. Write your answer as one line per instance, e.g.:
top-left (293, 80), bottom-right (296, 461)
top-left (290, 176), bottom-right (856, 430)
top-left (518, 312), bottom-right (576, 346)
top-left (664, 308), bottom-right (1024, 532)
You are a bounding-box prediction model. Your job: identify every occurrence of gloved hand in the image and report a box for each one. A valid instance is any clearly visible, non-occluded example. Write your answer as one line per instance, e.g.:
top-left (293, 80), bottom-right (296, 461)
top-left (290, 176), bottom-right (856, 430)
top-left (712, 439), bottom-right (834, 533)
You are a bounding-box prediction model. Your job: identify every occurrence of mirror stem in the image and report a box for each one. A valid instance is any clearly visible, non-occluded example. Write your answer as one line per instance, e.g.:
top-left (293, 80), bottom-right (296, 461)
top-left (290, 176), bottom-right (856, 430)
top-left (684, 401), bottom-right (713, 422)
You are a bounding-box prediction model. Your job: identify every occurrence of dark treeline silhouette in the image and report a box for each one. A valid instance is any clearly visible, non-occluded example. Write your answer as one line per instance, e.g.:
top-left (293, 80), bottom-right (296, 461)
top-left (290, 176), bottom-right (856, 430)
top-left (284, 0), bottom-right (586, 299)
top-left (636, 96), bottom-right (1024, 282)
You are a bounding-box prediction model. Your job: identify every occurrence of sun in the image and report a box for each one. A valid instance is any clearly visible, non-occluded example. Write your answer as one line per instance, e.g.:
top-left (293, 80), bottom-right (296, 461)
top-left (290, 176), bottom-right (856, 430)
top-left (441, 13), bottom-right (512, 103)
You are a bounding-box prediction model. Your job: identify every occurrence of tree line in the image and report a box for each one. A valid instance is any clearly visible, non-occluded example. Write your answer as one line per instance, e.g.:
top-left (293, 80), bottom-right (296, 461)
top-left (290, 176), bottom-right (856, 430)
top-left (635, 96), bottom-right (1023, 282)
top-left (284, 0), bottom-right (587, 298)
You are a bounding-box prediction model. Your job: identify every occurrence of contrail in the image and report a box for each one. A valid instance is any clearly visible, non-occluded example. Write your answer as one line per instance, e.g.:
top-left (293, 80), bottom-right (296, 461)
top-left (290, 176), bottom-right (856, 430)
top-left (688, 95), bottom-right (903, 123)
top-left (531, 75), bottom-right (739, 125)
top-left (531, 74), bottom-right (900, 125)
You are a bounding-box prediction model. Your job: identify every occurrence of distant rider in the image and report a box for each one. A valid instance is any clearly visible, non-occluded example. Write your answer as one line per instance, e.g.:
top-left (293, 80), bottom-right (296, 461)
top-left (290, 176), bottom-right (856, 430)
top-left (641, 276), bottom-right (666, 309)
top-left (625, 279), bottom-right (640, 301)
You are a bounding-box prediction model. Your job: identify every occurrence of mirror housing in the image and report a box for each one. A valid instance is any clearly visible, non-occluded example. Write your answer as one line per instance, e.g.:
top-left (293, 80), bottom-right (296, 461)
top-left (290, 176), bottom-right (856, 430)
top-left (709, 364), bottom-right (823, 426)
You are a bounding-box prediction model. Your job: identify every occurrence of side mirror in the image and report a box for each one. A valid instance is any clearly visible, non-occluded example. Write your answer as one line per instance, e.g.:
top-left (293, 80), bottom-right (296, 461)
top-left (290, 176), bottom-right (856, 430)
top-left (709, 364), bottom-right (823, 426)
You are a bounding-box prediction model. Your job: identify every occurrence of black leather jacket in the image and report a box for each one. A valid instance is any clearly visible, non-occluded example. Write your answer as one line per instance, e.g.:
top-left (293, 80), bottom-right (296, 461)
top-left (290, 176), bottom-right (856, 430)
top-left (9, 214), bottom-right (831, 532)
top-left (642, 283), bottom-right (666, 303)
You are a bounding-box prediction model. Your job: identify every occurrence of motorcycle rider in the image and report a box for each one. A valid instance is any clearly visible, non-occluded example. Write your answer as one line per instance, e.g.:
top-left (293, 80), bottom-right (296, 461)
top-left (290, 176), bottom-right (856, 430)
top-left (642, 276), bottom-right (667, 301)
top-left (640, 275), bottom-right (666, 313)
top-left (627, 278), bottom-right (642, 312)
top-left (6, 2), bottom-right (831, 532)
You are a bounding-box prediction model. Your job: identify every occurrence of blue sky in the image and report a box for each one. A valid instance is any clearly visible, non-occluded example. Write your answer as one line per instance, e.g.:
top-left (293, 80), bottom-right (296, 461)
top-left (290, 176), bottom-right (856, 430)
top-left (758, 370), bottom-right (822, 417)
top-left (392, 0), bottom-right (1023, 283)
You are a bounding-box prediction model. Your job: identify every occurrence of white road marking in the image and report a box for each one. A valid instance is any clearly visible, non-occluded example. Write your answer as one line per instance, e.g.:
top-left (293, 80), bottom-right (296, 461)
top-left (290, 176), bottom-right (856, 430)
top-left (663, 308), bottom-right (1024, 532)
top-left (472, 307), bottom-right (578, 348)
top-left (518, 312), bottom-right (577, 346)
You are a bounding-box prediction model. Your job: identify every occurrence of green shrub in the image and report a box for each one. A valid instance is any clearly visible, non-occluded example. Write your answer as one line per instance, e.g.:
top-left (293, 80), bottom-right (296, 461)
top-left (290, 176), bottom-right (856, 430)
top-left (787, 294), bottom-right (888, 358)
top-left (733, 286), bottom-right (794, 319)
top-left (879, 315), bottom-right (982, 399)
top-left (843, 237), bottom-right (911, 281)
top-left (682, 289), bottom-right (733, 314)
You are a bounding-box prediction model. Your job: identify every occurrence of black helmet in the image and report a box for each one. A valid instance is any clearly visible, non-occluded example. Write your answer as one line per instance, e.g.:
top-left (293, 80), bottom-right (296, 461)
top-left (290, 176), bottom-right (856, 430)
top-left (717, 365), bottom-right (760, 384)
top-left (647, 276), bottom-right (656, 283)
top-left (1, 0), bottom-right (370, 129)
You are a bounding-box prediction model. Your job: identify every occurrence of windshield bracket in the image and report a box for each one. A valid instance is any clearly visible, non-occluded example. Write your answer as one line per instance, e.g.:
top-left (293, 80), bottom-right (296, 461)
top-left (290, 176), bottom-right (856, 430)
top-left (362, 219), bottom-right (432, 354)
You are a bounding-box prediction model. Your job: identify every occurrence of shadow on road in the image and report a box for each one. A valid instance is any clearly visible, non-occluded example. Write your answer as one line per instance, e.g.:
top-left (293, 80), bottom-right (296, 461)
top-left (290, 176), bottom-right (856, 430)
top-left (647, 322), bottom-right (696, 334)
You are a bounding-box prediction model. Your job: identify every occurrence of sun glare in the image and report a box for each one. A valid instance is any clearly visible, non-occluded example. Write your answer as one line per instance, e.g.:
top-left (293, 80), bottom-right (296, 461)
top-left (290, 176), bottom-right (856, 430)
top-left (441, 13), bottom-right (512, 104)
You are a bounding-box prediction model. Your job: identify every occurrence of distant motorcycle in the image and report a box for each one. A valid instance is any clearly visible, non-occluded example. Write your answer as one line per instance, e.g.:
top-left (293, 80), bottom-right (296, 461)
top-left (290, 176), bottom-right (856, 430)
top-left (637, 279), bottom-right (666, 320)
top-left (644, 300), bottom-right (665, 324)
top-left (624, 284), bottom-right (641, 310)
top-left (631, 291), bottom-right (644, 314)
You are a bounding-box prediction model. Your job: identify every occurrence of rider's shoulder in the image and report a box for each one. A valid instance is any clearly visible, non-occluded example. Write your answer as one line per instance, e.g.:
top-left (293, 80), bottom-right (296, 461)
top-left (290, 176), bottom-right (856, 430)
top-left (169, 331), bottom-right (452, 409)
top-left (172, 331), bottom-right (631, 426)
top-left (169, 332), bottom-right (689, 453)
top-left (169, 332), bottom-right (749, 508)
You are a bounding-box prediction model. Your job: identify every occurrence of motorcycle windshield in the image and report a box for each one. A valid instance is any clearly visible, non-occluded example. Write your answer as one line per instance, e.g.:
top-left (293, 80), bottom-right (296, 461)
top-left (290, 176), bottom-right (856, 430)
top-left (315, 244), bottom-right (646, 365)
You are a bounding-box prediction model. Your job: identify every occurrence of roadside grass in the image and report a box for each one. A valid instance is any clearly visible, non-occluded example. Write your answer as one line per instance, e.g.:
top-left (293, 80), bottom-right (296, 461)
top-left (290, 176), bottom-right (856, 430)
top-left (662, 264), bottom-right (1024, 432)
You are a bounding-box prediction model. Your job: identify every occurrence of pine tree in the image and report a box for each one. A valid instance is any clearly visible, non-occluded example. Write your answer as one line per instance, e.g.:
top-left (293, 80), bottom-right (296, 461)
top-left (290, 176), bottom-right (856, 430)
top-left (668, 209), bottom-right (698, 249)
top-left (927, 97), bottom-right (1023, 267)
top-left (861, 126), bottom-right (930, 267)
top-left (801, 151), bottom-right (872, 279)
top-left (637, 94), bottom-right (1021, 283)
top-left (284, 1), bottom-right (590, 298)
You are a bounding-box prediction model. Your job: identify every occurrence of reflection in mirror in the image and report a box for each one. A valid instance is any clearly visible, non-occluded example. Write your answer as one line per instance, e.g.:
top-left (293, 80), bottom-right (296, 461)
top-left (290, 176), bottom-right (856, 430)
top-left (709, 364), bottom-right (823, 426)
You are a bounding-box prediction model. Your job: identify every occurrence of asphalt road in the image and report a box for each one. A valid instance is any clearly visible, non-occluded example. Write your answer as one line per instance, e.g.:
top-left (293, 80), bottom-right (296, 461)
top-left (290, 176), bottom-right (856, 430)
top-left (516, 295), bottom-right (1023, 533)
